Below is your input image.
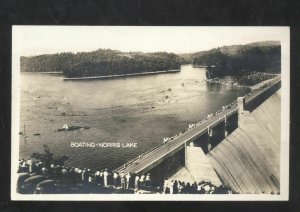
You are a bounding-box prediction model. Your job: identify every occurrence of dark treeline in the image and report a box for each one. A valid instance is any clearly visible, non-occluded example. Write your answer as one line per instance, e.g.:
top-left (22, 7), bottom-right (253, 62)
top-left (21, 49), bottom-right (180, 78)
top-left (21, 53), bottom-right (75, 73)
top-left (21, 41), bottom-right (280, 79)
top-left (191, 41), bottom-right (281, 79)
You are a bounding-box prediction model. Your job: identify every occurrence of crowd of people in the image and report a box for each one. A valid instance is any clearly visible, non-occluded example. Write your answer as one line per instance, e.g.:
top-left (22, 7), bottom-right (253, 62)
top-left (161, 178), bottom-right (232, 194)
top-left (17, 159), bottom-right (233, 194)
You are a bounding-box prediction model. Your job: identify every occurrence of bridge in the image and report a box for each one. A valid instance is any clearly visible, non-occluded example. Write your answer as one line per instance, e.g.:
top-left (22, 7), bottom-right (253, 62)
top-left (113, 76), bottom-right (281, 178)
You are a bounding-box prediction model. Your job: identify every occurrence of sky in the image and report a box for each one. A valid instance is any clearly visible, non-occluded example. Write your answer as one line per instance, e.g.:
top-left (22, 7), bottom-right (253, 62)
top-left (13, 26), bottom-right (289, 56)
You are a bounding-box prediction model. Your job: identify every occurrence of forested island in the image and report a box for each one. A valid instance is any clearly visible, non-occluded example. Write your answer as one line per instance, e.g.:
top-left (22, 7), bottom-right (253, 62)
top-left (190, 41), bottom-right (281, 86)
top-left (21, 49), bottom-right (181, 78)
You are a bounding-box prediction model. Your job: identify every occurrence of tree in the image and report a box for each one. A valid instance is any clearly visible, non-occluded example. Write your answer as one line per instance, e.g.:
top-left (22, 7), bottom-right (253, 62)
top-left (30, 145), bottom-right (69, 167)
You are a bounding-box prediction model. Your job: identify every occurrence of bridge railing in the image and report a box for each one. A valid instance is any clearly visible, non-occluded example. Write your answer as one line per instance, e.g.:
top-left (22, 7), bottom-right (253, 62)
top-left (113, 76), bottom-right (281, 173)
top-left (113, 99), bottom-right (240, 173)
top-left (245, 76), bottom-right (281, 104)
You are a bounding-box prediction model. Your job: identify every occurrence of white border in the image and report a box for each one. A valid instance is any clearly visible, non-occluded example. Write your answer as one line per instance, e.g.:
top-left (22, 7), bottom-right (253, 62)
top-left (11, 26), bottom-right (290, 201)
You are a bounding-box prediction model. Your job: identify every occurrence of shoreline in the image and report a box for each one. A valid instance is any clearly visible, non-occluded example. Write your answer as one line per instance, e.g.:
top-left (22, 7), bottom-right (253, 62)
top-left (206, 78), bottom-right (251, 89)
top-left (206, 74), bottom-right (280, 90)
top-left (63, 69), bottom-right (181, 81)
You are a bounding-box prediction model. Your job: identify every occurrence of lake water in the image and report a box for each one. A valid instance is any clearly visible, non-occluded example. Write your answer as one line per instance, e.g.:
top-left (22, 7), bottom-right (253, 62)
top-left (19, 65), bottom-right (250, 170)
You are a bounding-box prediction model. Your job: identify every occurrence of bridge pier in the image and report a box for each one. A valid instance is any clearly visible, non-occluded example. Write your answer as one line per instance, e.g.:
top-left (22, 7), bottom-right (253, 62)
top-left (238, 97), bottom-right (246, 127)
top-left (207, 126), bottom-right (213, 152)
top-left (238, 96), bottom-right (246, 112)
top-left (191, 122), bottom-right (229, 154)
top-left (226, 112), bottom-right (238, 134)
top-left (224, 115), bottom-right (228, 137)
top-left (208, 124), bottom-right (227, 151)
top-left (147, 148), bottom-right (185, 185)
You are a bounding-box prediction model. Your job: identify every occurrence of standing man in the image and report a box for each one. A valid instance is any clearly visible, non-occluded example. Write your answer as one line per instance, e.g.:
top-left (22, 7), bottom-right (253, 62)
top-left (145, 173), bottom-right (151, 186)
top-left (103, 169), bottom-right (109, 186)
top-left (99, 170), bottom-right (104, 185)
top-left (113, 172), bottom-right (119, 187)
top-left (163, 178), bottom-right (168, 194)
top-left (134, 175), bottom-right (140, 190)
top-left (139, 174), bottom-right (145, 187)
top-left (95, 171), bottom-right (101, 185)
top-left (125, 173), bottom-right (131, 189)
top-left (27, 159), bottom-right (32, 173)
top-left (120, 171), bottom-right (125, 189)
top-left (169, 180), bottom-right (174, 194)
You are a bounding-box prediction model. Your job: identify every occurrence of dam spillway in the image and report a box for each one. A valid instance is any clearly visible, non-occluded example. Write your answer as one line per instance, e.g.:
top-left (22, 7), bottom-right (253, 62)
top-left (207, 89), bottom-right (281, 194)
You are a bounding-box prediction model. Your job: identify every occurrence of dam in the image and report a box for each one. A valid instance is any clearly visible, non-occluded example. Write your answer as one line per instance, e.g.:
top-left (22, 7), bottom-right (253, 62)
top-left (113, 76), bottom-right (281, 194)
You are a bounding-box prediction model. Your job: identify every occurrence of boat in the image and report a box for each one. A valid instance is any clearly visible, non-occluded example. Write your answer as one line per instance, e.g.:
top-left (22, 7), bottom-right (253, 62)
top-left (20, 124), bottom-right (28, 138)
top-left (63, 124), bottom-right (69, 130)
top-left (57, 123), bottom-right (69, 131)
top-left (57, 124), bottom-right (90, 132)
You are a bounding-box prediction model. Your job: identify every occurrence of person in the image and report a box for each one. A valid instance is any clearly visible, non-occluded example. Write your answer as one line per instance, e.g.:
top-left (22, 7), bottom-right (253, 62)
top-left (21, 160), bottom-right (28, 172)
top-left (49, 164), bottom-right (55, 179)
top-left (186, 182), bottom-right (191, 194)
top-left (88, 170), bottom-right (93, 183)
top-left (125, 173), bottom-right (131, 189)
top-left (27, 159), bottom-right (32, 173)
top-left (134, 175), bottom-right (140, 190)
top-left (77, 168), bottom-right (82, 184)
top-left (177, 181), bottom-right (183, 193)
top-left (68, 167), bottom-right (76, 185)
top-left (61, 167), bottom-right (68, 188)
top-left (82, 168), bottom-right (88, 184)
top-left (145, 173), bottom-right (151, 186)
top-left (163, 178), bottom-right (168, 194)
top-left (31, 161), bottom-right (37, 173)
top-left (209, 185), bottom-right (215, 194)
top-left (180, 181), bottom-right (186, 193)
top-left (120, 171), bottom-right (125, 189)
top-left (103, 169), bottom-right (109, 186)
top-left (108, 170), bottom-right (113, 185)
top-left (192, 182), bottom-right (198, 194)
top-left (52, 165), bottom-right (59, 180)
top-left (197, 182), bottom-right (204, 194)
top-left (41, 167), bottom-right (47, 177)
top-left (113, 172), bottom-right (119, 187)
top-left (203, 183), bottom-right (211, 194)
top-left (173, 180), bottom-right (178, 194)
top-left (95, 171), bottom-right (101, 185)
top-left (169, 180), bottom-right (174, 194)
top-left (139, 174), bottom-right (145, 187)
top-left (31, 161), bottom-right (38, 174)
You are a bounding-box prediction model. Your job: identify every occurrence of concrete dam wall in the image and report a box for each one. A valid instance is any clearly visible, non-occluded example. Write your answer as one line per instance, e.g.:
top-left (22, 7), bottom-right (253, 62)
top-left (207, 89), bottom-right (281, 194)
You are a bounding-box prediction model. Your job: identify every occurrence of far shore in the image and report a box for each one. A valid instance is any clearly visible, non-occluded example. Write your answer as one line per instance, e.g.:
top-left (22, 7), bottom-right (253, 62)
top-left (206, 78), bottom-right (250, 89)
top-left (206, 74), bottom-right (280, 91)
top-left (63, 69), bottom-right (180, 81)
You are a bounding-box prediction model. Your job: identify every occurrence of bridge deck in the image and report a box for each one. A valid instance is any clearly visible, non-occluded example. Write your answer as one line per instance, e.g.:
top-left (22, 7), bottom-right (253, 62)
top-left (114, 77), bottom-right (281, 175)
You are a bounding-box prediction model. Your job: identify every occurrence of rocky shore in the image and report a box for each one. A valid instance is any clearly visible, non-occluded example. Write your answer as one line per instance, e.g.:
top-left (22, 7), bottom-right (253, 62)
top-left (206, 73), bottom-right (280, 90)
